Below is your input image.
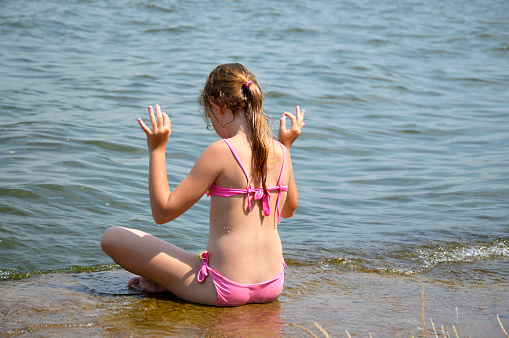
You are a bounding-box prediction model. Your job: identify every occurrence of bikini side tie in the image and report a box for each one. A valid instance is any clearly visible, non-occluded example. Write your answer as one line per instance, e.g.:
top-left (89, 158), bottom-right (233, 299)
top-left (197, 251), bottom-right (209, 283)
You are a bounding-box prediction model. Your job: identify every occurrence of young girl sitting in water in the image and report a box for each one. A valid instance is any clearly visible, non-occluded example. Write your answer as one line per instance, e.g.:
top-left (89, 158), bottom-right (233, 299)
top-left (101, 63), bottom-right (305, 306)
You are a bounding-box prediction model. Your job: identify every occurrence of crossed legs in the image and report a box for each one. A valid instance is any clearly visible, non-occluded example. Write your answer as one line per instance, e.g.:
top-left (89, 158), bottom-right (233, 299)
top-left (101, 226), bottom-right (217, 305)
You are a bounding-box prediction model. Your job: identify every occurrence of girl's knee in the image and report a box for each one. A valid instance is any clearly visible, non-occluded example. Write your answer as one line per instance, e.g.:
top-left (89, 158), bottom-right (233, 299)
top-left (101, 226), bottom-right (125, 252)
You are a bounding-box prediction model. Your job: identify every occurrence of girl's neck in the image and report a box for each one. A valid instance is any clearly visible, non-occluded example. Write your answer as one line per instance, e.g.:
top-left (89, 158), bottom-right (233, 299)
top-left (224, 110), bottom-right (252, 141)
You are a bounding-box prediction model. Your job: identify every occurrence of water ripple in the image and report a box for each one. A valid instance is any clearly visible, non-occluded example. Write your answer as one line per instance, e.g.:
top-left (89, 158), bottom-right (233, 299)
top-left (1, 0), bottom-right (508, 284)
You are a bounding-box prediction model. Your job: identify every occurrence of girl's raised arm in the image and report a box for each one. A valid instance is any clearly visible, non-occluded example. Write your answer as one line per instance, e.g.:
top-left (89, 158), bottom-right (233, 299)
top-left (138, 105), bottom-right (222, 224)
top-left (278, 106), bottom-right (305, 219)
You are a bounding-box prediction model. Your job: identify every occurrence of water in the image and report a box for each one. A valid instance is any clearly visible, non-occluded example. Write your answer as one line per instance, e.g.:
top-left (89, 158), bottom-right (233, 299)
top-left (1, 0), bottom-right (508, 295)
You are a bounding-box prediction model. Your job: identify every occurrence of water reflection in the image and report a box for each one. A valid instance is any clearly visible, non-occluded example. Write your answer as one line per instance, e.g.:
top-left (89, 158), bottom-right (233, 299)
top-left (88, 271), bottom-right (285, 336)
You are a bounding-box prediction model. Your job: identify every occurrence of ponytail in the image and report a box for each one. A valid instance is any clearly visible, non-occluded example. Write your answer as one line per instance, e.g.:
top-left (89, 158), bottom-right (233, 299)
top-left (242, 75), bottom-right (272, 195)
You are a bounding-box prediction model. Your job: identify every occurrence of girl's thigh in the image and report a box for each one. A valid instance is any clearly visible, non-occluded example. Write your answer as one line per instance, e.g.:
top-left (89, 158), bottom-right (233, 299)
top-left (101, 226), bottom-right (217, 305)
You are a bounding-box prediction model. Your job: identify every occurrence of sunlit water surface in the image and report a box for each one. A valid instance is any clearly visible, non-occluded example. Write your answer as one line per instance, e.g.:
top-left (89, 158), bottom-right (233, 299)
top-left (1, 0), bottom-right (508, 293)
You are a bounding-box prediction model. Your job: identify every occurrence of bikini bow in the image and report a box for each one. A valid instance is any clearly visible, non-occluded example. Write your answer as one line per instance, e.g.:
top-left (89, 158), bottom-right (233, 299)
top-left (197, 251), bottom-right (209, 283)
top-left (247, 188), bottom-right (271, 217)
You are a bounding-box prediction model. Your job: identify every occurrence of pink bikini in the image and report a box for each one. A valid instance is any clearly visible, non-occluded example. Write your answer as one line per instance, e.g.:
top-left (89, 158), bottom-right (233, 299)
top-left (198, 139), bottom-right (288, 306)
top-left (197, 251), bottom-right (287, 306)
top-left (206, 139), bottom-right (288, 223)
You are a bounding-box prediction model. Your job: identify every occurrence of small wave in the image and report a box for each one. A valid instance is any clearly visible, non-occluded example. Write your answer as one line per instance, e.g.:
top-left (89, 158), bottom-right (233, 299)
top-left (281, 27), bottom-right (320, 36)
top-left (297, 239), bottom-right (509, 280)
top-left (0, 264), bottom-right (118, 281)
top-left (417, 240), bottom-right (509, 272)
top-left (450, 77), bottom-right (503, 85)
top-left (143, 26), bottom-right (193, 34)
top-left (366, 38), bottom-right (390, 46)
top-left (0, 187), bottom-right (40, 200)
top-left (491, 44), bottom-right (508, 51)
top-left (80, 140), bottom-right (140, 153)
top-left (141, 3), bottom-right (176, 13)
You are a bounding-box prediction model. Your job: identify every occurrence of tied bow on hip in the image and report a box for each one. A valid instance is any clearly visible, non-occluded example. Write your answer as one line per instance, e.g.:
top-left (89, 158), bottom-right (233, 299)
top-left (197, 251), bottom-right (209, 283)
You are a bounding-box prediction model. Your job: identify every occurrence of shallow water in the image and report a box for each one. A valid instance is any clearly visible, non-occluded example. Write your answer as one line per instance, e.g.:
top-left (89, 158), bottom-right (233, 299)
top-left (1, 0), bottom-right (509, 329)
top-left (1, 269), bottom-right (508, 336)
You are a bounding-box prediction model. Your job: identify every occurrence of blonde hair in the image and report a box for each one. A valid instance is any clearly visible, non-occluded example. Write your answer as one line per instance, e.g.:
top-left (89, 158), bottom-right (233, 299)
top-left (199, 63), bottom-right (273, 194)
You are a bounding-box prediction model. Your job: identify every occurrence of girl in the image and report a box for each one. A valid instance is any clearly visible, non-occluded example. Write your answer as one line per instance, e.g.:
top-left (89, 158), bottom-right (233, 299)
top-left (101, 63), bottom-right (305, 306)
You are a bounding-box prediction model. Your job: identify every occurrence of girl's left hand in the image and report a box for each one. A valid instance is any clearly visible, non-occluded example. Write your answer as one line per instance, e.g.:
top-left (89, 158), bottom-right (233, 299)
top-left (138, 104), bottom-right (171, 152)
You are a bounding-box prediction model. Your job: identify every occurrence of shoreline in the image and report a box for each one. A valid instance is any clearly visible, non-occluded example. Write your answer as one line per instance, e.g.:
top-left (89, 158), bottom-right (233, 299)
top-left (1, 268), bottom-right (508, 337)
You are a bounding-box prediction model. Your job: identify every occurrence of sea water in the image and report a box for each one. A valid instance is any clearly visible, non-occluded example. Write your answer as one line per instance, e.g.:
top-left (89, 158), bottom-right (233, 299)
top-left (1, 0), bottom-right (508, 290)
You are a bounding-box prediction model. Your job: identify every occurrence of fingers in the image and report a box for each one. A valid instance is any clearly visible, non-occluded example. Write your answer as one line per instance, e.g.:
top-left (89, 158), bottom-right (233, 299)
top-left (281, 106), bottom-right (306, 130)
top-left (155, 104), bottom-right (163, 127)
top-left (162, 112), bottom-right (171, 129)
top-left (147, 105), bottom-right (156, 130)
top-left (283, 111), bottom-right (297, 129)
top-left (145, 104), bottom-right (170, 130)
top-left (295, 106), bottom-right (305, 126)
top-left (138, 118), bottom-right (151, 134)
top-left (278, 106), bottom-right (306, 148)
top-left (279, 113), bottom-right (287, 131)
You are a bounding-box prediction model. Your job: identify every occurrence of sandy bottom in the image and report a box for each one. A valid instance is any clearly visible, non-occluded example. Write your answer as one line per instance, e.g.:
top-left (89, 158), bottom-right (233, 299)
top-left (1, 266), bottom-right (508, 337)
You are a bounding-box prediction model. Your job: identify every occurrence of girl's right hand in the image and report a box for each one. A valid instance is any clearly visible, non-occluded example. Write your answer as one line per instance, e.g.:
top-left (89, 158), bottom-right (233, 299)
top-left (278, 106), bottom-right (305, 149)
top-left (138, 104), bottom-right (171, 152)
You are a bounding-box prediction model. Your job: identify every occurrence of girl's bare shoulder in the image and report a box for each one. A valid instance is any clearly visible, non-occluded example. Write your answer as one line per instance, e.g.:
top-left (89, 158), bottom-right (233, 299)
top-left (273, 139), bottom-right (289, 160)
top-left (203, 139), bottom-right (229, 156)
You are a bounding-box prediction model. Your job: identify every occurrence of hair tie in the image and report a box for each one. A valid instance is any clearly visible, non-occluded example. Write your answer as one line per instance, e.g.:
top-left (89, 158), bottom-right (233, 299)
top-left (245, 81), bottom-right (253, 89)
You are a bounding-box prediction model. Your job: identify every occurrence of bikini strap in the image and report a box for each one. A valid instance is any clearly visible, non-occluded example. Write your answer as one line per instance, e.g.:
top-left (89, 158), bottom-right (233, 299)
top-left (276, 142), bottom-right (287, 223)
top-left (223, 139), bottom-right (251, 187)
top-left (277, 142), bottom-right (286, 186)
top-left (222, 139), bottom-right (263, 214)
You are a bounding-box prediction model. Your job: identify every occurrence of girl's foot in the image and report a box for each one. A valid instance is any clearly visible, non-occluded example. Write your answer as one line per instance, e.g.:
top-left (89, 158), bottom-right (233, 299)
top-left (128, 276), bottom-right (168, 293)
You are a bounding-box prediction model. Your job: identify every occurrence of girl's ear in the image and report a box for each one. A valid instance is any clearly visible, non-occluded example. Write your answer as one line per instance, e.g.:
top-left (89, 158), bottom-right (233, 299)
top-left (213, 103), bottom-right (227, 117)
top-left (210, 102), bottom-right (225, 117)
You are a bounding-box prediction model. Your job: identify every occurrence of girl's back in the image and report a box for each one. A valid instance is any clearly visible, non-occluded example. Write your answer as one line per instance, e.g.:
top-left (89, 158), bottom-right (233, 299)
top-left (206, 136), bottom-right (290, 284)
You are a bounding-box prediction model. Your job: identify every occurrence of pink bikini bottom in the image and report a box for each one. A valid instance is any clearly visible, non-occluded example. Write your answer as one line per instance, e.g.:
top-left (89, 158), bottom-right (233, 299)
top-left (197, 251), bottom-right (286, 306)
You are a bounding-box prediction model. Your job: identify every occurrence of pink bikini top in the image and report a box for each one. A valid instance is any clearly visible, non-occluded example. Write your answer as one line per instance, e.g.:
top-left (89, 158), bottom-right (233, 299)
top-left (206, 139), bottom-right (289, 223)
